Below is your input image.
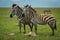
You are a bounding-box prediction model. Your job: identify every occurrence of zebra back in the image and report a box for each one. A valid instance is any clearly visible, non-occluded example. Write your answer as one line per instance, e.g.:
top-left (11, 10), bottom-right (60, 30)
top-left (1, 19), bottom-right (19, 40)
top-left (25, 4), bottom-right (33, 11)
top-left (36, 14), bottom-right (56, 24)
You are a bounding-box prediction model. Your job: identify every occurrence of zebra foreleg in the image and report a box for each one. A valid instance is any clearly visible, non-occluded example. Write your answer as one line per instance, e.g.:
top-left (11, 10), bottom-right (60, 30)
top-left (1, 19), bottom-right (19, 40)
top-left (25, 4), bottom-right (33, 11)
top-left (23, 24), bottom-right (26, 33)
top-left (19, 22), bottom-right (22, 33)
top-left (28, 23), bottom-right (33, 32)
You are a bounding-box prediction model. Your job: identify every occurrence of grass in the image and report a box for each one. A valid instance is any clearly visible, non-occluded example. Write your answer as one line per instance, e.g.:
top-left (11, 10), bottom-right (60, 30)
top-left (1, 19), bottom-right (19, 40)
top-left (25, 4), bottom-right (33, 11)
top-left (0, 8), bottom-right (60, 40)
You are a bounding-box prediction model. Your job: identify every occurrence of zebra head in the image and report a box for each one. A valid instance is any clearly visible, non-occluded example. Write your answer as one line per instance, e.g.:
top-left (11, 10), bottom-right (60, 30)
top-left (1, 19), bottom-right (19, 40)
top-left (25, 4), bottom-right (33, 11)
top-left (22, 5), bottom-right (31, 17)
top-left (10, 4), bottom-right (17, 18)
top-left (10, 4), bottom-right (23, 18)
top-left (22, 5), bottom-right (36, 18)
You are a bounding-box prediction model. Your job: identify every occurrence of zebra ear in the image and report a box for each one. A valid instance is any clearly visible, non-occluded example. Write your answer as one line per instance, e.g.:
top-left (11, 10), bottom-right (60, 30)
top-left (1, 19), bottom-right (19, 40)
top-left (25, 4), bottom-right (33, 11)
top-left (14, 5), bottom-right (18, 8)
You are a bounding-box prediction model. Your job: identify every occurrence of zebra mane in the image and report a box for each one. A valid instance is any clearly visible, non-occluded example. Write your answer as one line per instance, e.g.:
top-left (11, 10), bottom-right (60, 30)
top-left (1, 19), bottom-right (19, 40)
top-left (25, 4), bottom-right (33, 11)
top-left (17, 6), bottom-right (23, 11)
top-left (12, 4), bottom-right (23, 11)
top-left (24, 5), bottom-right (36, 13)
top-left (29, 6), bottom-right (36, 13)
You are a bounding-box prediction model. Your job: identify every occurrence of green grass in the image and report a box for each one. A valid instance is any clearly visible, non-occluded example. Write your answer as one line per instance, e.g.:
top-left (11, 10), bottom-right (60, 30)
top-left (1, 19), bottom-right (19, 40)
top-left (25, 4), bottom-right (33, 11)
top-left (0, 8), bottom-right (60, 40)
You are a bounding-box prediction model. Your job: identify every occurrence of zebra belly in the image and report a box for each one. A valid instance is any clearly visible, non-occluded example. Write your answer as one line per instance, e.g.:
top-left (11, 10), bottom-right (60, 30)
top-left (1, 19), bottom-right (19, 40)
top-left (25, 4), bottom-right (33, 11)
top-left (37, 20), bottom-right (46, 25)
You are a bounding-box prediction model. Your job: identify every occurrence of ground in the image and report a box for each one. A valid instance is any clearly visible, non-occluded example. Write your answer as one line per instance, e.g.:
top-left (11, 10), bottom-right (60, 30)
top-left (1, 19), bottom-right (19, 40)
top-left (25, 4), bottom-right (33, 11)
top-left (0, 8), bottom-right (60, 40)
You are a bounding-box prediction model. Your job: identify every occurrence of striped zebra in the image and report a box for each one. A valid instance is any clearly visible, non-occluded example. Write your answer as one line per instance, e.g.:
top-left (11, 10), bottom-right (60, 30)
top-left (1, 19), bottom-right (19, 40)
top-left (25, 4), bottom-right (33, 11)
top-left (10, 4), bottom-right (33, 33)
top-left (22, 5), bottom-right (57, 36)
top-left (44, 8), bottom-right (51, 14)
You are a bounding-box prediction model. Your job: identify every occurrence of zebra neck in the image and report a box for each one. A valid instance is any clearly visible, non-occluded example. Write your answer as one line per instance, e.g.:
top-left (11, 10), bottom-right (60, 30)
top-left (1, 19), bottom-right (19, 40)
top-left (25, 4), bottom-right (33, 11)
top-left (16, 12), bottom-right (22, 19)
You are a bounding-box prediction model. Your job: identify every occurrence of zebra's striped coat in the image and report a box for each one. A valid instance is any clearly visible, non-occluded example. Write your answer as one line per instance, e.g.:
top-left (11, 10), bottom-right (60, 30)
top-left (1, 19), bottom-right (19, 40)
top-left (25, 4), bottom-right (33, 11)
top-left (31, 14), bottom-right (55, 25)
top-left (22, 5), bottom-right (56, 36)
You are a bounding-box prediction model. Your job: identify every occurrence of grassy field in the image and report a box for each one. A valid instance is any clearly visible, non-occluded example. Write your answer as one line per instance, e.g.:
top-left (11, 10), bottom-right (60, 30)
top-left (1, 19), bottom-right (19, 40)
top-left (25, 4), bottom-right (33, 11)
top-left (0, 8), bottom-right (60, 40)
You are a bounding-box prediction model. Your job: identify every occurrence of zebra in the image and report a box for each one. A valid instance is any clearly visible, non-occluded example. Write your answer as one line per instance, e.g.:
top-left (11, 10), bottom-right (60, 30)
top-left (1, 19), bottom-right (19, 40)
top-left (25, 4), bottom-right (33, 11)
top-left (22, 5), bottom-right (57, 36)
top-left (10, 4), bottom-right (33, 33)
top-left (44, 8), bottom-right (52, 14)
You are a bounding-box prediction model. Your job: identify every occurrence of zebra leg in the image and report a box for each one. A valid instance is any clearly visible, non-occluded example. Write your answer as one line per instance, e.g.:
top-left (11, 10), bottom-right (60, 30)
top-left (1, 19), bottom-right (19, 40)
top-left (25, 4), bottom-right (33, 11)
top-left (28, 23), bottom-right (33, 32)
top-left (19, 22), bottom-right (22, 33)
top-left (23, 24), bottom-right (26, 33)
top-left (48, 22), bottom-right (55, 36)
top-left (52, 29), bottom-right (54, 36)
top-left (51, 27), bottom-right (54, 36)
top-left (31, 23), bottom-right (33, 31)
top-left (34, 24), bottom-right (37, 34)
top-left (31, 18), bottom-right (37, 34)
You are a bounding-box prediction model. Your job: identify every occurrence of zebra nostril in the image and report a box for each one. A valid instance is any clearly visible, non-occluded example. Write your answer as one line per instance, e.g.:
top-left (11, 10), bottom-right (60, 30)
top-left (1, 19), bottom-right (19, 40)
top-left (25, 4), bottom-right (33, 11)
top-left (10, 14), bottom-right (13, 18)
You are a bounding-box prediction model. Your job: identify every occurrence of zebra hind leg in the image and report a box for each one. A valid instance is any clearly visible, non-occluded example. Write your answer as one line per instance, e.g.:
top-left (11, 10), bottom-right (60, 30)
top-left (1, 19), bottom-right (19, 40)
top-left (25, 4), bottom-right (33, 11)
top-left (34, 24), bottom-right (37, 34)
top-left (48, 22), bottom-right (55, 36)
